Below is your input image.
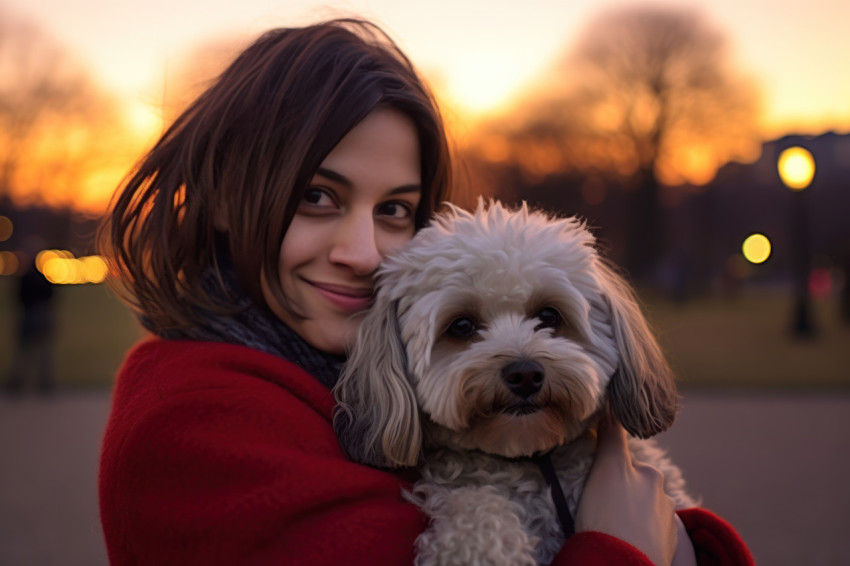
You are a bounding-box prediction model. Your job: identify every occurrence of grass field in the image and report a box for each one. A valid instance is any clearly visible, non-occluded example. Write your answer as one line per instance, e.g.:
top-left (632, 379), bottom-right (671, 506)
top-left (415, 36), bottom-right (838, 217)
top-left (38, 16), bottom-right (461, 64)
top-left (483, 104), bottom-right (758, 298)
top-left (1, 278), bottom-right (848, 390)
top-left (647, 291), bottom-right (850, 389)
top-left (0, 279), bottom-right (144, 389)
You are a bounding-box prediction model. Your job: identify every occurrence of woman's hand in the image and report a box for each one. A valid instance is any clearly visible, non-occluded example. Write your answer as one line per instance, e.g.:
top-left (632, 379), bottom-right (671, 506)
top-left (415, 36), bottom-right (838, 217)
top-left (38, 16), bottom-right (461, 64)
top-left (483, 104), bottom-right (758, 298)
top-left (575, 413), bottom-right (693, 566)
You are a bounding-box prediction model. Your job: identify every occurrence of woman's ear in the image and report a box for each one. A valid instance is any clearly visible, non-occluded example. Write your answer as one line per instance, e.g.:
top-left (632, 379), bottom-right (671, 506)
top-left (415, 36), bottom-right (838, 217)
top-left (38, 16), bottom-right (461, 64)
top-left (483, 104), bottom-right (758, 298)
top-left (595, 260), bottom-right (679, 439)
top-left (333, 296), bottom-right (422, 468)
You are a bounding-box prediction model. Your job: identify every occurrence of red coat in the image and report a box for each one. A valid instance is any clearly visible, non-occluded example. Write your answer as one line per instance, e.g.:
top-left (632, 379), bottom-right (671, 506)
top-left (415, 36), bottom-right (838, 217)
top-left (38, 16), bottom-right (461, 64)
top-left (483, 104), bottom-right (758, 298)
top-left (100, 338), bottom-right (753, 565)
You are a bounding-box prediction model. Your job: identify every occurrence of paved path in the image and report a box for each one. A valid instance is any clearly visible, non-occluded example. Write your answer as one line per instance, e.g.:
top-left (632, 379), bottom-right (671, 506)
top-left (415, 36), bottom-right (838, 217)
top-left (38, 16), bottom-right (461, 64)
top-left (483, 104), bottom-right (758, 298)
top-left (657, 391), bottom-right (850, 565)
top-left (2, 389), bottom-right (849, 565)
top-left (1, 391), bottom-right (111, 566)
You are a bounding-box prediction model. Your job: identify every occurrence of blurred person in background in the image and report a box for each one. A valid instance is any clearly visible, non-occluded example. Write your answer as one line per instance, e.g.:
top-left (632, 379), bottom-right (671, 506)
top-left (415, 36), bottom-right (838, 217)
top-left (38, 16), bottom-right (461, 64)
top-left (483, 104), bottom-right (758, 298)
top-left (4, 242), bottom-right (56, 395)
top-left (96, 18), bottom-right (751, 566)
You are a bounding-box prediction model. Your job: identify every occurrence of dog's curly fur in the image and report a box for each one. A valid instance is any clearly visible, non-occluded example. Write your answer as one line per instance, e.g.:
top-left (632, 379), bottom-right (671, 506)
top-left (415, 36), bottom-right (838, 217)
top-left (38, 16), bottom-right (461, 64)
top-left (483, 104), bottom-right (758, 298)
top-left (334, 201), bottom-right (695, 565)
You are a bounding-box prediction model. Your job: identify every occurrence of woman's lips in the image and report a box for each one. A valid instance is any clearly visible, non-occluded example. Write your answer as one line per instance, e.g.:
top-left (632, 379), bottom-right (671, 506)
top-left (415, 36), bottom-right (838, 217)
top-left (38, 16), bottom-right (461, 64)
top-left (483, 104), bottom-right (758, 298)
top-left (308, 281), bottom-right (373, 312)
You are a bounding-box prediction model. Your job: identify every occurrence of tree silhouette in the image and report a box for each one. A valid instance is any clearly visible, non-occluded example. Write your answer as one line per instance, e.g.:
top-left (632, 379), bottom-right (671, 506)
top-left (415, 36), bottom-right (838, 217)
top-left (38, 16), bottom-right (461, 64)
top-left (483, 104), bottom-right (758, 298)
top-left (572, 6), bottom-right (761, 281)
top-left (476, 6), bottom-right (761, 284)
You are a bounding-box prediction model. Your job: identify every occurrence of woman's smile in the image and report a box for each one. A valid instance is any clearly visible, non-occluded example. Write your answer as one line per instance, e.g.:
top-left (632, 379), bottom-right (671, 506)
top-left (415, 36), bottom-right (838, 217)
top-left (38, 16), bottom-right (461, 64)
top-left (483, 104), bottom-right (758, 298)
top-left (305, 279), bottom-right (373, 312)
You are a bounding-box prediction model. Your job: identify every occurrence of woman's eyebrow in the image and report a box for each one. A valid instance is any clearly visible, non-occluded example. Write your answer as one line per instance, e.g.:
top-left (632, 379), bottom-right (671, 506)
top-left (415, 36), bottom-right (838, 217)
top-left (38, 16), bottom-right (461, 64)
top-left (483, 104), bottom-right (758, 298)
top-left (388, 184), bottom-right (422, 195)
top-left (315, 167), bottom-right (351, 187)
top-left (315, 167), bottom-right (421, 195)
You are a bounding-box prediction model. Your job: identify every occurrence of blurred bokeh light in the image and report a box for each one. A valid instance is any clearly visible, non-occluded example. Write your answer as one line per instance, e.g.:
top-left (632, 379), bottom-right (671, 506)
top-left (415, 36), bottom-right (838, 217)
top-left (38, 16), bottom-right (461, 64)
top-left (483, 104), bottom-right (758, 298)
top-left (777, 146), bottom-right (816, 190)
top-left (0, 250), bottom-right (20, 275)
top-left (0, 215), bottom-right (13, 242)
top-left (35, 249), bottom-right (108, 284)
top-left (742, 233), bottom-right (772, 264)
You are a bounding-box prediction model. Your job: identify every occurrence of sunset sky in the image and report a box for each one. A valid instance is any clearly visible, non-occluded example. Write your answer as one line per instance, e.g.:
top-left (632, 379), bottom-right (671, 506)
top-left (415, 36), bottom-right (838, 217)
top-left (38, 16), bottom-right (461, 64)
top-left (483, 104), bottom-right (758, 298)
top-left (3, 0), bottom-right (849, 211)
top-left (10, 0), bottom-right (850, 137)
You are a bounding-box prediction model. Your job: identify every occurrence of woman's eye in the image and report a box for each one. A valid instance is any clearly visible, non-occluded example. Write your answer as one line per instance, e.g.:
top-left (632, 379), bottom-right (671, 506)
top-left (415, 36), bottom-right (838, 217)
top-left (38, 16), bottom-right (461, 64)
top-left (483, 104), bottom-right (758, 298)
top-left (301, 188), bottom-right (334, 207)
top-left (376, 201), bottom-right (413, 220)
top-left (534, 307), bottom-right (561, 330)
top-left (446, 317), bottom-right (477, 339)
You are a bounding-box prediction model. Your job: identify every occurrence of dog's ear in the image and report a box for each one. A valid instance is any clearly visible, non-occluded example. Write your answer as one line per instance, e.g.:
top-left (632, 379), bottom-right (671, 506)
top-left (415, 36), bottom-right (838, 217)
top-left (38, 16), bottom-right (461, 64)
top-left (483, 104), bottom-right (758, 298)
top-left (594, 260), bottom-right (679, 438)
top-left (333, 295), bottom-right (422, 468)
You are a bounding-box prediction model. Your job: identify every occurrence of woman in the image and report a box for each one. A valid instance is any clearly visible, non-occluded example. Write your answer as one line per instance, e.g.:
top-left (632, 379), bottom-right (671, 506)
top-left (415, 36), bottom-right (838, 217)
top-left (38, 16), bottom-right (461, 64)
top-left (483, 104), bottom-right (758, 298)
top-left (98, 19), bottom-right (752, 565)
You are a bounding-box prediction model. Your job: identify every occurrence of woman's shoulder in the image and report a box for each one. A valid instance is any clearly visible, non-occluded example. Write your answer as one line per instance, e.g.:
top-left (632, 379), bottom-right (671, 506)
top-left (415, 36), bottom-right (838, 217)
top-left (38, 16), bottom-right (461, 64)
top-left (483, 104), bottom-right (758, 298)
top-left (124, 335), bottom-right (302, 372)
top-left (114, 337), bottom-right (336, 421)
top-left (103, 337), bottom-right (342, 476)
top-left (123, 336), bottom-right (319, 383)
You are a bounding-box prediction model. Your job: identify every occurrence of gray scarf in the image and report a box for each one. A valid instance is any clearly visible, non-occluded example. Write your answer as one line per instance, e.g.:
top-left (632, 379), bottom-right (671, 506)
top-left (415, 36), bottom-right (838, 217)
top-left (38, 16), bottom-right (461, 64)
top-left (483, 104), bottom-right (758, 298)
top-left (142, 253), bottom-right (345, 390)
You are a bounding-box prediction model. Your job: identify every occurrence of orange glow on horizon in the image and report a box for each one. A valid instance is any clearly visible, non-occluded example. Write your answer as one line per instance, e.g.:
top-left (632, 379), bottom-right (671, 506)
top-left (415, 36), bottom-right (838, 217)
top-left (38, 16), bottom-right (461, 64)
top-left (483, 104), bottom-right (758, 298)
top-left (6, 97), bottom-right (159, 214)
top-left (1, 0), bottom-right (848, 221)
top-left (2, 52), bottom-right (844, 215)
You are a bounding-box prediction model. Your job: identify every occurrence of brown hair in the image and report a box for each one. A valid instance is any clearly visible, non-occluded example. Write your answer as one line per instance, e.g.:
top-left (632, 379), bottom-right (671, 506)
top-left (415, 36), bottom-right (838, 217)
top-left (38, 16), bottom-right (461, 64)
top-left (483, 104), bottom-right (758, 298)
top-left (98, 19), bottom-right (453, 331)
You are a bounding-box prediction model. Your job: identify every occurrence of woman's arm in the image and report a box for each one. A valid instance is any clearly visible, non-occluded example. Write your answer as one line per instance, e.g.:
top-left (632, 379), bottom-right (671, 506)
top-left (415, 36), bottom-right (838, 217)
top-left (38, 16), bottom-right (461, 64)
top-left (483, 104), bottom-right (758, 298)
top-left (100, 342), bottom-right (426, 565)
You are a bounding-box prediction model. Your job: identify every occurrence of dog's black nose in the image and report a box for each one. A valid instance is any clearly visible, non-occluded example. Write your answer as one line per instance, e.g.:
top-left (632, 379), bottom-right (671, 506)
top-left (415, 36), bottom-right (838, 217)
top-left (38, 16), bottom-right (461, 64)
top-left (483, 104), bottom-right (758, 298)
top-left (502, 360), bottom-right (544, 398)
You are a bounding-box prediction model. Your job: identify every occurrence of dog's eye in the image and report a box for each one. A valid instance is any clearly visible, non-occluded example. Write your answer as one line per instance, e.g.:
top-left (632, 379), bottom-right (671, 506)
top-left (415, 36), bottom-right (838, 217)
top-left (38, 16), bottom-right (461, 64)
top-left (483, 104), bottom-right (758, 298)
top-left (446, 317), bottom-right (478, 338)
top-left (534, 307), bottom-right (561, 330)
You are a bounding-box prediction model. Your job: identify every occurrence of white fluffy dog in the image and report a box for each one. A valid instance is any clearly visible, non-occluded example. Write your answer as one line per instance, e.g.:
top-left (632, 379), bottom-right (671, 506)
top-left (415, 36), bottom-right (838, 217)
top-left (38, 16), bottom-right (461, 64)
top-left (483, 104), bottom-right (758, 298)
top-left (334, 201), bottom-right (695, 565)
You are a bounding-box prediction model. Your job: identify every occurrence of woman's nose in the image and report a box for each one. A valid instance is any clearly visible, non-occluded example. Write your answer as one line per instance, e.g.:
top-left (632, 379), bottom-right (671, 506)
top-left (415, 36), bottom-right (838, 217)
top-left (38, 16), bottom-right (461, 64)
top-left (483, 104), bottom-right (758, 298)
top-left (328, 212), bottom-right (382, 276)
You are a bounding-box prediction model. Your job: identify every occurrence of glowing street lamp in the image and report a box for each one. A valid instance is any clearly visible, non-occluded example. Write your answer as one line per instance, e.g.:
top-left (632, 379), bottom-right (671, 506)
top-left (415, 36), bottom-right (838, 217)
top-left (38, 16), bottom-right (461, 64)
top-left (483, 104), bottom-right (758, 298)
top-left (777, 146), bottom-right (816, 337)
top-left (742, 233), bottom-right (772, 265)
top-left (778, 147), bottom-right (815, 190)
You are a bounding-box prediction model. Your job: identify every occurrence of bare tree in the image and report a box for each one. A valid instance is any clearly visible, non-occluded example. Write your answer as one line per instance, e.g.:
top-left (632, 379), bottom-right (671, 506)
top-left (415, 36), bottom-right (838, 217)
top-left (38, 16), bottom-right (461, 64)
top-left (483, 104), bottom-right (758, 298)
top-left (573, 6), bottom-right (760, 281)
top-left (475, 6), bottom-right (761, 284)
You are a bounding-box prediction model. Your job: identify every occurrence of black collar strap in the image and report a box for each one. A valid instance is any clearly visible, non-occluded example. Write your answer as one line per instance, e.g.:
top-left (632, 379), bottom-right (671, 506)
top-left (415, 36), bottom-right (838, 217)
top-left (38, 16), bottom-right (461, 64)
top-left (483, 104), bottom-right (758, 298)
top-left (532, 365), bottom-right (619, 539)
top-left (532, 450), bottom-right (575, 538)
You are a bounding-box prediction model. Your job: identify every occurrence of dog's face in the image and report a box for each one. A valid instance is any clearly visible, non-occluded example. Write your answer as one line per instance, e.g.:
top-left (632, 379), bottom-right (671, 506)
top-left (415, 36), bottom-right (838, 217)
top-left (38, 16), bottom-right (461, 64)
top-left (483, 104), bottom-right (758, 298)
top-left (334, 201), bottom-right (677, 468)
top-left (395, 205), bottom-right (617, 458)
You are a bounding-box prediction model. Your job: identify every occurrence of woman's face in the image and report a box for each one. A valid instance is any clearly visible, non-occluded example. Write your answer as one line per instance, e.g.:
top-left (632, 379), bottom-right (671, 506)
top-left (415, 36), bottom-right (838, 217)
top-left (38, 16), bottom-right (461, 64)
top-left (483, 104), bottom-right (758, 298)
top-left (263, 107), bottom-right (422, 355)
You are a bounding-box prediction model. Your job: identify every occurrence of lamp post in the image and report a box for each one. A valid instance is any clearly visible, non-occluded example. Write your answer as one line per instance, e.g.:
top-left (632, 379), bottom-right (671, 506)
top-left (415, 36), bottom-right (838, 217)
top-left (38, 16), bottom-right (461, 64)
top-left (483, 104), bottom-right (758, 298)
top-left (777, 146), bottom-right (816, 337)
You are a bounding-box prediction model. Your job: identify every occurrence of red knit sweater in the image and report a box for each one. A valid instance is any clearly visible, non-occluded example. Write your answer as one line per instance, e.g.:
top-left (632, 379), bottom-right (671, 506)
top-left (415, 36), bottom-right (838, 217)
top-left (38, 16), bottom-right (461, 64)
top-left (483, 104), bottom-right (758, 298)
top-left (99, 338), bottom-right (753, 565)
